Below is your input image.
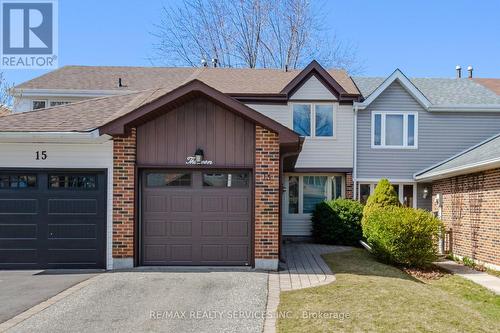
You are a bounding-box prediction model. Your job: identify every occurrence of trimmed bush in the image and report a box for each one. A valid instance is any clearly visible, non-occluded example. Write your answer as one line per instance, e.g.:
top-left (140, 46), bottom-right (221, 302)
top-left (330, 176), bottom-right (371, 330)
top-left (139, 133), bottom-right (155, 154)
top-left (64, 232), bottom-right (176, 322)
top-left (362, 206), bottom-right (443, 267)
top-left (312, 199), bottom-right (364, 246)
top-left (362, 179), bottom-right (400, 232)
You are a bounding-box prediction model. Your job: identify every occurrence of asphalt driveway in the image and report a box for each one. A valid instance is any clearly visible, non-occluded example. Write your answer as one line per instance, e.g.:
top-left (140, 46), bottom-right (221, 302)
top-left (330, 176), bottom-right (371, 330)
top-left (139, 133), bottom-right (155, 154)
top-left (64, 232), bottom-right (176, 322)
top-left (7, 270), bottom-right (268, 333)
top-left (0, 270), bottom-right (98, 323)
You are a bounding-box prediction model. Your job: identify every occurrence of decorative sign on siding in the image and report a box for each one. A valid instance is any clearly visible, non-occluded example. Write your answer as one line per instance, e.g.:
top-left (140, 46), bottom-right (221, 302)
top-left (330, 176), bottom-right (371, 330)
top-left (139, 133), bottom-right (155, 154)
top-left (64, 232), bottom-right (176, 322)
top-left (186, 148), bottom-right (213, 165)
top-left (185, 156), bottom-right (213, 165)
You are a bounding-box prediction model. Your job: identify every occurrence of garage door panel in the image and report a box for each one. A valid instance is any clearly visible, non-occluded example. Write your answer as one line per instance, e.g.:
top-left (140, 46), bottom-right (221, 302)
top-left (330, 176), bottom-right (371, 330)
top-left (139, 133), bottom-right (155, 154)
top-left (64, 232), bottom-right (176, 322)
top-left (47, 224), bottom-right (97, 239)
top-left (0, 199), bottom-right (39, 215)
top-left (201, 197), bottom-right (224, 212)
top-left (143, 245), bottom-right (166, 264)
top-left (0, 224), bottom-right (37, 239)
top-left (0, 170), bottom-right (106, 269)
top-left (142, 170), bottom-right (251, 266)
top-left (47, 248), bottom-right (99, 264)
top-left (226, 221), bottom-right (250, 237)
top-left (170, 244), bottom-right (193, 261)
top-left (170, 220), bottom-right (192, 237)
top-left (144, 220), bottom-right (167, 237)
top-left (227, 245), bottom-right (250, 261)
top-left (228, 197), bottom-right (249, 213)
top-left (47, 199), bottom-right (98, 215)
top-left (144, 195), bottom-right (167, 213)
top-left (0, 249), bottom-right (38, 264)
top-left (170, 196), bottom-right (192, 212)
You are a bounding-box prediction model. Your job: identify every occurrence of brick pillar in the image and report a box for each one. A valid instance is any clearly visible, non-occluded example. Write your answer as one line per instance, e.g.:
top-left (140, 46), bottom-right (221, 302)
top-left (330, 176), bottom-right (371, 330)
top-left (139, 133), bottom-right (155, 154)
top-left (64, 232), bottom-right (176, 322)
top-left (346, 172), bottom-right (354, 199)
top-left (254, 126), bottom-right (280, 270)
top-left (112, 128), bottom-right (136, 269)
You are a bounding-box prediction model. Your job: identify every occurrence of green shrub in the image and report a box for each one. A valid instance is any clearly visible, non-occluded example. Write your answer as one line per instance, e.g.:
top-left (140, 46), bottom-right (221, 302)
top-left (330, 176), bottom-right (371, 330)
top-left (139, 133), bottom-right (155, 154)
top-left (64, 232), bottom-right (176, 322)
top-left (312, 199), bottom-right (364, 246)
top-left (362, 206), bottom-right (443, 267)
top-left (364, 179), bottom-right (400, 211)
top-left (362, 179), bottom-right (400, 233)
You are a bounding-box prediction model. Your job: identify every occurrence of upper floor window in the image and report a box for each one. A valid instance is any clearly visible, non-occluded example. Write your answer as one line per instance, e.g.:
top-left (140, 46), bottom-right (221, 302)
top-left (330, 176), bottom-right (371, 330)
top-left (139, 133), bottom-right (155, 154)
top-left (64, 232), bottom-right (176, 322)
top-left (32, 100), bottom-right (72, 110)
top-left (292, 103), bottom-right (335, 138)
top-left (32, 100), bottom-right (47, 110)
top-left (372, 111), bottom-right (417, 148)
top-left (49, 101), bottom-right (71, 107)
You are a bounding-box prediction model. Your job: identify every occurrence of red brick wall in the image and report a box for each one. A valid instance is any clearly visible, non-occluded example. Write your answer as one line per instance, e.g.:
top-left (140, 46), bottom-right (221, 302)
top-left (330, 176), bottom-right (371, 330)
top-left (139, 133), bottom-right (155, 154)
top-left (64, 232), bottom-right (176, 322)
top-left (432, 168), bottom-right (500, 266)
top-left (112, 129), bottom-right (136, 258)
top-left (345, 172), bottom-right (353, 199)
top-left (254, 126), bottom-right (280, 261)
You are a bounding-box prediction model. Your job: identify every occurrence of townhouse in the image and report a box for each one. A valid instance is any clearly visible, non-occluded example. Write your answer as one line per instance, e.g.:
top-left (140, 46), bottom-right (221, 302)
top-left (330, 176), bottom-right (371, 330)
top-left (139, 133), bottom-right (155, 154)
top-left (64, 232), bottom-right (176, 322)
top-left (0, 61), bottom-right (499, 270)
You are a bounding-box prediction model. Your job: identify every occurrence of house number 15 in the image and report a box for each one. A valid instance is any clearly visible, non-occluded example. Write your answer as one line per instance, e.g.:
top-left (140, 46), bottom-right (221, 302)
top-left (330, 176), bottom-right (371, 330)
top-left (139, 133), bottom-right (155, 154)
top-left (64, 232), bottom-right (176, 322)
top-left (36, 151), bottom-right (47, 160)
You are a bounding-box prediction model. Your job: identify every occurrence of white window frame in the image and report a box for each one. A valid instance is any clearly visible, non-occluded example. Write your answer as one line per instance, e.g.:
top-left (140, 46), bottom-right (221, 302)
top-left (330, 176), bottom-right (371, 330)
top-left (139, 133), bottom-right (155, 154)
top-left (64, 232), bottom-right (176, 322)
top-left (357, 181), bottom-right (418, 208)
top-left (291, 102), bottom-right (337, 139)
top-left (371, 111), bottom-right (418, 149)
top-left (284, 173), bottom-right (345, 216)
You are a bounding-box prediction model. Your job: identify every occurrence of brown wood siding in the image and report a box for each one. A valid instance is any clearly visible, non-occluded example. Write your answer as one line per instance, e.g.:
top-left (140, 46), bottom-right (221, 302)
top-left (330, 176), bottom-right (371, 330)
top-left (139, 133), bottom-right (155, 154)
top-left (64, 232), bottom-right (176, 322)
top-left (137, 97), bottom-right (255, 167)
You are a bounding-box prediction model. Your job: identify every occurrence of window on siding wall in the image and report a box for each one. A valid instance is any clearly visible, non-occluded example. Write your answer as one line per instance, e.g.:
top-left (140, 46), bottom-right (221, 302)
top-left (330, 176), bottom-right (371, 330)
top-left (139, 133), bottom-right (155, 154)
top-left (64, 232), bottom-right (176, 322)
top-left (293, 104), bottom-right (311, 136)
top-left (293, 103), bottom-right (335, 138)
top-left (32, 100), bottom-right (47, 110)
top-left (286, 175), bottom-right (344, 214)
top-left (358, 182), bottom-right (415, 207)
top-left (372, 112), bottom-right (417, 148)
top-left (49, 101), bottom-right (71, 107)
top-left (315, 105), bottom-right (334, 136)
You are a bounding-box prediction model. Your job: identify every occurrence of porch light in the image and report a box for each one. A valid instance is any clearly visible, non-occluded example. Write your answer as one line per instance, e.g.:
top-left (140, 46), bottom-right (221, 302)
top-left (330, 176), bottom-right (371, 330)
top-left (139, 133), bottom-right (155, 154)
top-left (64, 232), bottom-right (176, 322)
top-left (422, 187), bottom-right (429, 199)
top-left (194, 148), bottom-right (204, 164)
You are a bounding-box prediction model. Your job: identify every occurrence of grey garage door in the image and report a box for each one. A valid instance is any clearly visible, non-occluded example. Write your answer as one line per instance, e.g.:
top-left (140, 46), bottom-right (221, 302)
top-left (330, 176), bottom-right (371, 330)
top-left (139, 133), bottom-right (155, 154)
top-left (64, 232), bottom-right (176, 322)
top-left (142, 170), bottom-right (252, 266)
top-left (0, 171), bottom-right (107, 269)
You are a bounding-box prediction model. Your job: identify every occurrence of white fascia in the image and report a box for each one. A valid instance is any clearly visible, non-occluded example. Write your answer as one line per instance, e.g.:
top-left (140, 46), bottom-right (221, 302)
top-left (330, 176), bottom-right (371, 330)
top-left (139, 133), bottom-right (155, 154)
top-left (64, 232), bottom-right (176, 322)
top-left (0, 130), bottom-right (111, 143)
top-left (11, 88), bottom-right (136, 98)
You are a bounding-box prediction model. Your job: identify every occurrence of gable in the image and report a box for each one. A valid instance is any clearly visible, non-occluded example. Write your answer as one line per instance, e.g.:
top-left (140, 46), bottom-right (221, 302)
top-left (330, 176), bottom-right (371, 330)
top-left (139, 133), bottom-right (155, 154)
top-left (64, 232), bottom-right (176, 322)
top-left (289, 75), bottom-right (337, 100)
top-left (356, 70), bottom-right (431, 110)
top-left (137, 96), bottom-right (255, 167)
top-left (369, 81), bottom-right (425, 111)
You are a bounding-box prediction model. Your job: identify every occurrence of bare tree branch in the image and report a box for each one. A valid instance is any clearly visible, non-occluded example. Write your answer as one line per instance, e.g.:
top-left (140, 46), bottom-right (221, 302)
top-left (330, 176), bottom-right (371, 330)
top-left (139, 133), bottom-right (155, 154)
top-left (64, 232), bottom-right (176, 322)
top-left (151, 0), bottom-right (363, 73)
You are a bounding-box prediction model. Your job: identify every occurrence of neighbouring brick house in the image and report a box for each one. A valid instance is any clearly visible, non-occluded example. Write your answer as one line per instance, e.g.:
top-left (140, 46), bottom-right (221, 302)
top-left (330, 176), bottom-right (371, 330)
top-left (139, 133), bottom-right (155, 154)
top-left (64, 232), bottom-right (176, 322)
top-left (416, 134), bottom-right (500, 269)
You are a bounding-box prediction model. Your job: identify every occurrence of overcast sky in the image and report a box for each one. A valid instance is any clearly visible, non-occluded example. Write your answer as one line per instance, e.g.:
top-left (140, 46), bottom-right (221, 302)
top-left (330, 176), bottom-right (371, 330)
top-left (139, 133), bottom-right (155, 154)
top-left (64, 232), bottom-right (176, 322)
top-left (4, 0), bottom-right (500, 86)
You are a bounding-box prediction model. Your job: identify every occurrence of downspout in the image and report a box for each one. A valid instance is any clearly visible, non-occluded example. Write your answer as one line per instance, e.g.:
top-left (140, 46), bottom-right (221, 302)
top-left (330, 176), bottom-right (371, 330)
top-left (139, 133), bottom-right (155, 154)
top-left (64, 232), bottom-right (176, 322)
top-left (353, 103), bottom-right (358, 200)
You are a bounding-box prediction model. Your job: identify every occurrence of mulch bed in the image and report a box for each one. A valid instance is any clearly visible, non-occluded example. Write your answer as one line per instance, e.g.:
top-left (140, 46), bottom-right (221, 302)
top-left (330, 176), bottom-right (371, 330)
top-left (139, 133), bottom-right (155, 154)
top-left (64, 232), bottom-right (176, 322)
top-left (401, 265), bottom-right (450, 280)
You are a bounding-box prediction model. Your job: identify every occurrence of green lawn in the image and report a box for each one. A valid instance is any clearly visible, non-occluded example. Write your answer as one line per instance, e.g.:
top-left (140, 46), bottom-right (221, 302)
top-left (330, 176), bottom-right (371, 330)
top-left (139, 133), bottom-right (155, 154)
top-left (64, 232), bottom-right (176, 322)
top-left (277, 248), bottom-right (500, 333)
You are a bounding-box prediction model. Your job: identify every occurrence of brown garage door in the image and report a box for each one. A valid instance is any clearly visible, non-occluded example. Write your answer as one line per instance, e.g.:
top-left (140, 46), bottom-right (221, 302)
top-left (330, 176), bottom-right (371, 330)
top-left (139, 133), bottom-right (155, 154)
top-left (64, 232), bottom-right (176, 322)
top-left (141, 170), bottom-right (252, 266)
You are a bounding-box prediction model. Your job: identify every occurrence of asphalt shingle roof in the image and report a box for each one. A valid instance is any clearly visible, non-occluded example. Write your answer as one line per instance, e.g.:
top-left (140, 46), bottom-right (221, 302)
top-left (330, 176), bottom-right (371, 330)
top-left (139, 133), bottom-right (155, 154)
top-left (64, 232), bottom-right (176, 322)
top-left (0, 87), bottom-right (172, 132)
top-left (416, 133), bottom-right (500, 178)
top-left (15, 65), bottom-right (359, 95)
top-left (353, 76), bottom-right (500, 105)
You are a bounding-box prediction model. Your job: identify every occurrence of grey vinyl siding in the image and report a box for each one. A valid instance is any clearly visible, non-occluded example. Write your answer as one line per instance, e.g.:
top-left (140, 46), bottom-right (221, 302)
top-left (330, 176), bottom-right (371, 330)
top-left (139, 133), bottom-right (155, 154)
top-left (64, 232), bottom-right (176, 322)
top-left (357, 81), bottom-right (500, 180)
top-left (417, 183), bottom-right (432, 211)
top-left (249, 103), bottom-right (354, 169)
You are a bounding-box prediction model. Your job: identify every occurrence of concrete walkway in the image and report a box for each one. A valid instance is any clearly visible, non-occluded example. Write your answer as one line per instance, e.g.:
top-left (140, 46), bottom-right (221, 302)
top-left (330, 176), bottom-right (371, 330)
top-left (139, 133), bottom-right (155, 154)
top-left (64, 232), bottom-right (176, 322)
top-left (435, 260), bottom-right (500, 295)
